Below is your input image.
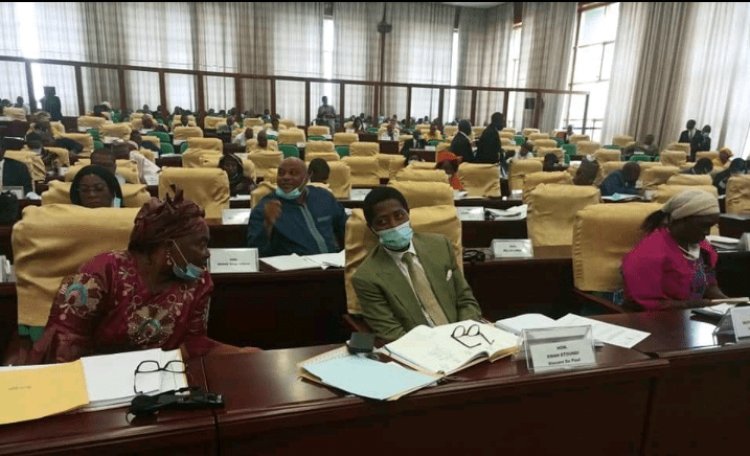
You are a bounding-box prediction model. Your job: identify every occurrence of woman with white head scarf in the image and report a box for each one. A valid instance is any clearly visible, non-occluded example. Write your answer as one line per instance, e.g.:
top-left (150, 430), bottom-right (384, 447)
top-left (621, 190), bottom-right (729, 310)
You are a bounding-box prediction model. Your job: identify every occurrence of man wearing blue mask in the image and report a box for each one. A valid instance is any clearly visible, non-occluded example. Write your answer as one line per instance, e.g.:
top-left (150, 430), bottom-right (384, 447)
top-left (351, 187), bottom-right (482, 341)
top-left (247, 157), bottom-right (347, 257)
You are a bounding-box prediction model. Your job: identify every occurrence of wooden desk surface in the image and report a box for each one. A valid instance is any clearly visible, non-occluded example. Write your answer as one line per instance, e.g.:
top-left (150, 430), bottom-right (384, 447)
top-left (204, 344), bottom-right (665, 455)
top-left (0, 359), bottom-right (217, 455)
top-left (595, 310), bottom-right (750, 454)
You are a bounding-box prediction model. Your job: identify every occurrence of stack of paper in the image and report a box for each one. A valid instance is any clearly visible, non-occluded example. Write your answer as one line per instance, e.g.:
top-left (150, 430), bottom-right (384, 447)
top-left (706, 235), bottom-right (740, 250)
top-left (486, 204), bottom-right (527, 220)
top-left (349, 189), bottom-right (372, 201)
top-left (222, 208), bottom-right (251, 225)
top-left (456, 207), bottom-right (485, 221)
top-left (299, 348), bottom-right (438, 401)
top-left (495, 313), bottom-right (558, 335)
top-left (261, 251), bottom-right (345, 271)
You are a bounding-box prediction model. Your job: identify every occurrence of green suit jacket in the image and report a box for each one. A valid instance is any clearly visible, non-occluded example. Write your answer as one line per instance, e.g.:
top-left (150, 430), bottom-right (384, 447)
top-left (351, 232), bottom-right (482, 341)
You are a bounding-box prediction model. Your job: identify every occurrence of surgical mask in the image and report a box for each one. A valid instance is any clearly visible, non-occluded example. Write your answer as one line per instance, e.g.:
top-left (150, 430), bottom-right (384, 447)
top-left (171, 241), bottom-right (204, 281)
top-left (275, 184), bottom-right (304, 200)
top-left (377, 221), bottom-right (413, 251)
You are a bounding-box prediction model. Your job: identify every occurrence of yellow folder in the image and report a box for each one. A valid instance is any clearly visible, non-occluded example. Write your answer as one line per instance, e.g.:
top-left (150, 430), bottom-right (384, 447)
top-left (0, 360), bottom-right (89, 425)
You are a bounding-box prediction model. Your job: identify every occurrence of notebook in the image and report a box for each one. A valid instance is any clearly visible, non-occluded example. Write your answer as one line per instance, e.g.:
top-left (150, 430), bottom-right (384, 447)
top-left (261, 251), bottom-right (345, 271)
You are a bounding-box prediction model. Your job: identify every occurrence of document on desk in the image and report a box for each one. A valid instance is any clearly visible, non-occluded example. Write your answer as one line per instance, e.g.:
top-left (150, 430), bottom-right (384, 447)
top-left (261, 251), bottom-right (345, 271)
top-left (0, 361), bottom-right (89, 425)
top-left (555, 314), bottom-right (650, 349)
top-left (302, 355), bottom-right (438, 401)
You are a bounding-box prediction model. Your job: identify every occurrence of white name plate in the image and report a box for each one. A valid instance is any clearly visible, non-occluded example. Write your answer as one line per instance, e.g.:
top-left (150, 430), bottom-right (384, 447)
top-left (492, 239), bottom-right (533, 258)
top-left (209, 248), bottom-right (259, 274)
top-left (222, 208), bottom-right (251, 225)
top-left (730, 306), bottom-right (750, 340)
top-left (524, 326), bottom-right (596, 372)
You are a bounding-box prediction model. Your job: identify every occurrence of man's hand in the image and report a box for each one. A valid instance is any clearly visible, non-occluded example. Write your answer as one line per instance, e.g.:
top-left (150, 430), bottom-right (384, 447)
top-left (263, 199), bottom-right (282, 236)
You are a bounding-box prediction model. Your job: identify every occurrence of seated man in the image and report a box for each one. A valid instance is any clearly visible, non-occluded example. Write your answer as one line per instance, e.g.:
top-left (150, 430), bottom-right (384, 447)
top-left (682, 157), bottom-right (713, 175)
top-left (622, 134), bottom-right (658, 160)
top-left (573, 158), bottom-right (600, 186)
top-left (316, 96), bottom-right (337, 131)
top-left (91, 148), bottom-right (126, 185)
top-left (0, 144), bottom-right (33, 195)
top-left (600, 162), bottom-right (640, 196)
top-left (400, 129), bottom-right (426, 158)
top-left (308, 157), bottom-right (330, 185)
top-left (352, 187), bottom-right (482, 341)
top-left (247, 157), bottom-right (346, 257)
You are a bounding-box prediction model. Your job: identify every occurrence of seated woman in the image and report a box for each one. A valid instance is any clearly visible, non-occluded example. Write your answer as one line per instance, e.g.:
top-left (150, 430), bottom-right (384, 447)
top-left (70, 165), bottom-right (124, 208)
top-left (435, 151), bottom-right (463, 190)
top-left (622, 190), bottom-right (728, 310)
top-left (219, 154), bottom-right (255, 196)
top-left (30, 190), bottom-right (257, 363)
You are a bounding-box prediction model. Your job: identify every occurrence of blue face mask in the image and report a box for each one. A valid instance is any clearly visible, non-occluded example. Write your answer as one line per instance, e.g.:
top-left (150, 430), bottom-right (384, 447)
top-left (171, 241), bottom-right (204, 281)
top-left (275, 185), bottom-right (304, 200)
top-left (377, 221), bottom-right (413, 251)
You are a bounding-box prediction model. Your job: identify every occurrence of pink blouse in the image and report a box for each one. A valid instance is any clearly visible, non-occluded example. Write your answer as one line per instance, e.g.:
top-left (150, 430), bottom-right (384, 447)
top-left (622, 228), bottom-right (718, 310)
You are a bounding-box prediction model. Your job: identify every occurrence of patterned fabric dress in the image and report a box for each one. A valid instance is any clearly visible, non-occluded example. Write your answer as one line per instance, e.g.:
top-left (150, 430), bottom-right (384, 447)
top-left (31, 250), bottom-right (220, 363)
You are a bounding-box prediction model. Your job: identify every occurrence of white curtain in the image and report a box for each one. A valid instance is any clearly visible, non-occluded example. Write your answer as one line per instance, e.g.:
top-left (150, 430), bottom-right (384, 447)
top-left (332, 2), bottom-right (382, 118)
top-left (382, 2), bottom-right (455, 120)
top-left (670, 2), bottom-right (750, 156)
top-left (0, 3), bottom-right (26, 103)
top-left (456, 4), bottom-right (514, 126)
top-left (601, 2), bottom-right (691, 149)
top-left (517, 2), bottom-right (577, 132)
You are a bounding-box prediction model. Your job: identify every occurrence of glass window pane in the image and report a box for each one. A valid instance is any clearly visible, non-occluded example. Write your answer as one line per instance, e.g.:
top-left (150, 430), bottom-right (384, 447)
top-left (573, 46), bottom-right (603, 83)
top-left (0, 62), bottom-right (27, 107)
top-left (241, 79), bottom-right (271, 117)
top-left (82, 67), bottom-right (119, 112)
top-left (275, 80), bottom-right (305, 125)
top-left (578, 8), bottom-right (606, 46)
top-left (601, 43), bottom-right (615, 81)
top-left (125, 71), bottom-right (159, 113)
top-left (344, 84), bottom-right (374, 119)
top-left (411, 88), bottom-right (440, 124)
top-left (381, 86), bottom-right (407, 124)
top-left (310, 82), bottom-right (340, 129)
top-left (165, 73), bottom-right (195, 112)
top-left (204, 76), bottom-right (235, 113)
top-left (34, 63), bottom-right (78, 116)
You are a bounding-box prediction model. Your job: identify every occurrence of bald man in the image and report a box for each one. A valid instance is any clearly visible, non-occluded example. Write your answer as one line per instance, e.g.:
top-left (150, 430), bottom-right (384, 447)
top-left (246, 158), bottom-right (347, 257)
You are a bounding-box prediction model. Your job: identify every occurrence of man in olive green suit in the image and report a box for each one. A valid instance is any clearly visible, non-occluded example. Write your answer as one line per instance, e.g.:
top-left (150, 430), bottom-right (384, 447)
top-left (352, 187), bottom-right (482, 341)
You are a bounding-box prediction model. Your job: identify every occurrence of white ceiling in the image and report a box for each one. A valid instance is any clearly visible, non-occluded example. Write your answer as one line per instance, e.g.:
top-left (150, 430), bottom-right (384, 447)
top-left (441, 2), bottom-right (505, 8)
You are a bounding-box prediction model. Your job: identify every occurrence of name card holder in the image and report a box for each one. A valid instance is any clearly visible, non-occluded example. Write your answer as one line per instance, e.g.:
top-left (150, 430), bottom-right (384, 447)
top-left (209, 248), bottom-right (259, 274)
top-left (523, 326), bottom-right (596, 373)
top-left (715, 306), bottom-right (750, 343)
top-left (492, 239), bottom-right (533, 259)
top-left (221, 208), bottom-right (251, 225)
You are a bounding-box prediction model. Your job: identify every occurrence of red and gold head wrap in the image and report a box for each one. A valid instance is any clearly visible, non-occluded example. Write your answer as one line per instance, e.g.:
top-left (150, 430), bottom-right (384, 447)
top-left (128, 187), bottom-right (207, 252)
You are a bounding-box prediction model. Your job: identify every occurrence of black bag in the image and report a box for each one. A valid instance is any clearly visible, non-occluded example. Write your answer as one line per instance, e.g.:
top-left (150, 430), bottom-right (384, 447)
top-left (0, 191), bottom-right (19, 225)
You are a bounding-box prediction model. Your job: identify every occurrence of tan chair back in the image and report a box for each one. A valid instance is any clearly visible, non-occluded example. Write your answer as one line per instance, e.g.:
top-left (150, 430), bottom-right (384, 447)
top-left (393, 168), bottom-right (450, 184)
top-left (158, 168), bottom-right (230, 219)
top-left (569, 134), bottom-right (589, 145)
top-left (666, 174), bottom-right (712, 186)
top-left (100, 123), bottom-right (132, 140)
top-left (187, 137), bottom-right (222, 152)
top-left (308, 125), bottom-right (330, 136)
top-left (388, 181), bottom-right (454, 208)
top-left (350, 142), bottom-right (379, 157)
top-left (612, 135), bottom-right (634, 147)
top-left (522, 171), bottom-right (572, 200)
top-left (342, 156), bottom-right (380, 186)
top-left (509, 159), bottom-right (543, 192)
top-left (653, 185), bottom-right (718, 203)
top-left (641, 165), bottom-right (680, 189)
top-left (726, 175), bottom-right (750, 215)
top-left (306, 141), bottom-right (335, 154)
top-left (42, 180), bottom-right (151, 208)
top-left (173, 126), bottom-right (204, 141)
top-left (528, 184), bottom-right (601, 247)
top-left (457, 163), bottom-right (501, 197)
top-left (278, 128), bottom-right (306, 144)
top-left (247, 151), bottom-right (283, 181)
top-left (577, 141), bottom-right (601, 155)
top-left (660, 150), bottom-right (688, 167)
top-left (333, 133), bottom-right (359, 146)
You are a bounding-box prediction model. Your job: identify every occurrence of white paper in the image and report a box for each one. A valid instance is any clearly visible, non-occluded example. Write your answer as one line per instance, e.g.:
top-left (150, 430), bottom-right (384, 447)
top-left (222, 208), bottom-right (251, 225)
top-left (456, 207), bottom-right (484, 221)
top-left (485, 204), bottom-right (527, 220)
top-left (307, 251), bottom-right (345, 269)
top-left (349, 188), bottom-right (372, 201)
top-left (260, 251), bottom-right (346, 271)
top-left (229, 194), bottom-right (251, 202)
top-left (730, 307), bottom-right (750, 339)
top-left (555, 314), bottom-right (650, 349)
top-left (453, 190), bottom-right (468, 200)
top-left (495, 314), bottom-right (558, 335)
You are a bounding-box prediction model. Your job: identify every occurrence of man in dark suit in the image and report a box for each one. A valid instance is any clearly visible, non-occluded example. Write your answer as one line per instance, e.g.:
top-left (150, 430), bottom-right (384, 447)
top-left (400, 129), bottom-right (426, 160)
top-left (0, 145), bottom-right (33, 194)
top-left (352, 187), bottom-right (482, 341)
top-left (475, 112), bottom-right (504, 164)
top-left (678, 119), bottom-right (703, 161)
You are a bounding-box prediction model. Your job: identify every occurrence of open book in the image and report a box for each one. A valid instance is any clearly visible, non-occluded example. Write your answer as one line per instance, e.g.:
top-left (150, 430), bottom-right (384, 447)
top-left (380, 321), bottom-right (519, 376)
top-left (601, 193), bottom-right (643, 202)
top-left (260, 251), bottom-right (345, 271)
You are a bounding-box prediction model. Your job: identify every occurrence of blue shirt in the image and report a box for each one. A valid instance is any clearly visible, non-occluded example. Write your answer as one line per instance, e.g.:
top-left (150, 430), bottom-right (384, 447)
top-left (247, 186), bottom-right (347, 257)
top-left (599, 170), bottom-right (639, 196)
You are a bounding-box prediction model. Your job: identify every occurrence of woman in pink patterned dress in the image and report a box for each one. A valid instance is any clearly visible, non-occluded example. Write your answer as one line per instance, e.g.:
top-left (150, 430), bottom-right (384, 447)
top-left (31, 190), bottom-right (256, 363)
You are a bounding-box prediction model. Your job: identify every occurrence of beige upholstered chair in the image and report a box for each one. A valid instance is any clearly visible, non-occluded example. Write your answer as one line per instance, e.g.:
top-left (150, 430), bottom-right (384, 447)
top-left (444, 125), bottom-right (458, 137)
top-left (100, 123), bottom-right (132, 140)
top-left (612, 135), bottom-right (635, 148)
top-left (522, 171), bottom-right (572, 200)
top-left (333, 133), bottom-right (359, 146)
top-left (250, 181), bottom-right (276, 209)
top-left (173, 126), bottom-right (204, 142)
top-left (305, 151), bottom-right (340, 163)
top-left (158, 168), bottom-right (230, 219)
top-left (527, 183), bottom-right (601, 247)
top-left (279, 119), bottom-right (296, 129)
top-left (660, 150), bottom-right (688, 167)
top-left (393, 168), bottom-right (449, 184)
top-left (244, 118), bottom-right (264, 128)
top-left (247, 151), bottom-right (283, 181)
top-left (667, 142), bottom-right (691, 156)
top-left (389, 181), bottom-right (454, 208)
top-left (342, 156), bottom-right (380, 186)
top-left (522, 128), bottom-right (540, 137)
top-left (203, 116), bottom-right (224, 130)
top-left (528, 133), bottom-right (550, 142)
top-left (181, 148), bottom-right (222, 168)
top-left (726, 175), bottom-right (750, 214)
top-left (77, 116), bottom-right (108, 130)
top-left (577, 141), bottom-right (601, 156)
top-left (537, 147), bottom-right (564, 162)
top-left (653, 185), bottom-right (718, 203)
top-left (4, 150), bottom-right (46, 182)
top-left (457, 163), bottom-right (501, 197)
top-left (666, 174), bottom-right (712, 186)
top-left (326, 161), bottom-right (352, 199)
top-left (568, 134), bottom-right (590, 145)
top-left (696, 151), bottom-right (719, 162)
top-left (13, 205), bottom-right (141, 327)
top-left (593, 149), bottom-right (622, 164)
top-left (58, 133), bottom-right (95, 155)
top-left (344, 205), bottom-right (461, 314)
top-left (641, 165), bottom-right (681, 189)
top-left (349, 142), bottom-right (379, 157)
top-left (2, 106), bottom-right (26, 121)
top-left (278, 128), bottom-right (306, 144)
top-left (306, 141), bottom-right (335, 154)
top-left (308, 125), bottom-right (330, 136)
top-left (187, 137), bottom-right (222, 152)
top-left (509, 159), bottom-right (543, 192)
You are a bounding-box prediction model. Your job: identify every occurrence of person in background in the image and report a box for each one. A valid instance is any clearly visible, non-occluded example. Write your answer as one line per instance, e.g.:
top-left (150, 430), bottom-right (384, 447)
top-left (0, 143), bottom-right (33, 194)
top-left (678, 119), bottom-right (703, 161)
top-left (599, 162), bottom-right (640, 196)
top-left (233, 127), bottom-right (254, 147)
top-left (129, 131), bottom-right (160, 154)
top-left (423, 123), bottom-right (444, 142)
top-left (714, 148), bottom-right (731, 169)
top-left (713, 158), bottom-right (746, 195)
top-left (435, 151), bottom-right (463, 190)
top-left (247, 157), bottom-right (347, 257)
top-left (351, 117), bottom-right (365, 133)
top-left (14, 96), bottom-right (29, 114)
top-left (219, 154), bottom-right (254, 196)
top-left (29, 189), bottom-right (259, 363)
top-left (401, 129), bottom-right (426, 159)
top-left (352, 187), bottom-right (482, 341)
top-left (622, 190), bottom-right (727, 310)
top-left (542, 153), bottom-right (564, 172)
top-left (475, 112), bottom-right (504, 165)
top-left (40, 86), bottom-right (62, 121)
top-left (699, 125), bottom-right (712, 152)
top-left (573, 158), bottom-right (600, 186)
top-left (70, 165), bottom-right (123, 208)
top-left (381, 119), bottom-right (400, 141)
top-left (308, 158), bottom-right (330, 185)
top-left (24, 132), bottom-right (58, 176)
top-left (622, 134), bottom-right (658, 160)
top-left (316, 96), bottom-right (337, 131)
top-left (450, 119), bottom-right (474, 164)
top-left (682, 158), bottom-right (713, 175)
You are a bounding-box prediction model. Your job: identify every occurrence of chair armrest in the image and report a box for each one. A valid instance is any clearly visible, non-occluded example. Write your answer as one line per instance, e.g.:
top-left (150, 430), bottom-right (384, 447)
top-left (573, 288), bottom-right (626, 314)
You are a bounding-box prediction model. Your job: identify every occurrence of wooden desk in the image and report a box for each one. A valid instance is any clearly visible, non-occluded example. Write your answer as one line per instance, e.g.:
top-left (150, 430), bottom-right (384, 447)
top-left (378, 140), bottom-right (400, 154)
top-left (410, 148), bottom-right (436, 162)
top-left (156, 156), bottom-right (182, 168)
top-left (357, 133), bottom-right (378, 143)
top-left (0, 360), bottom-right (217, 455)
top-left (595, 310), bottom-right (750, 454)
top-left (203, 344), bottom-right (665, 455)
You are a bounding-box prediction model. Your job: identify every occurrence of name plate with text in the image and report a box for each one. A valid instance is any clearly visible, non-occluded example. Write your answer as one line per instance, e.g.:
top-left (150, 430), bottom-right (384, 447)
top-left (730, 306), bottom-right (750, 340)
top-left (492, 239), bottom-right (533, 258)
top-left (209, 248), bottom-right (259, 274)
top-left (524, 326), bottom-right (596, 373)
